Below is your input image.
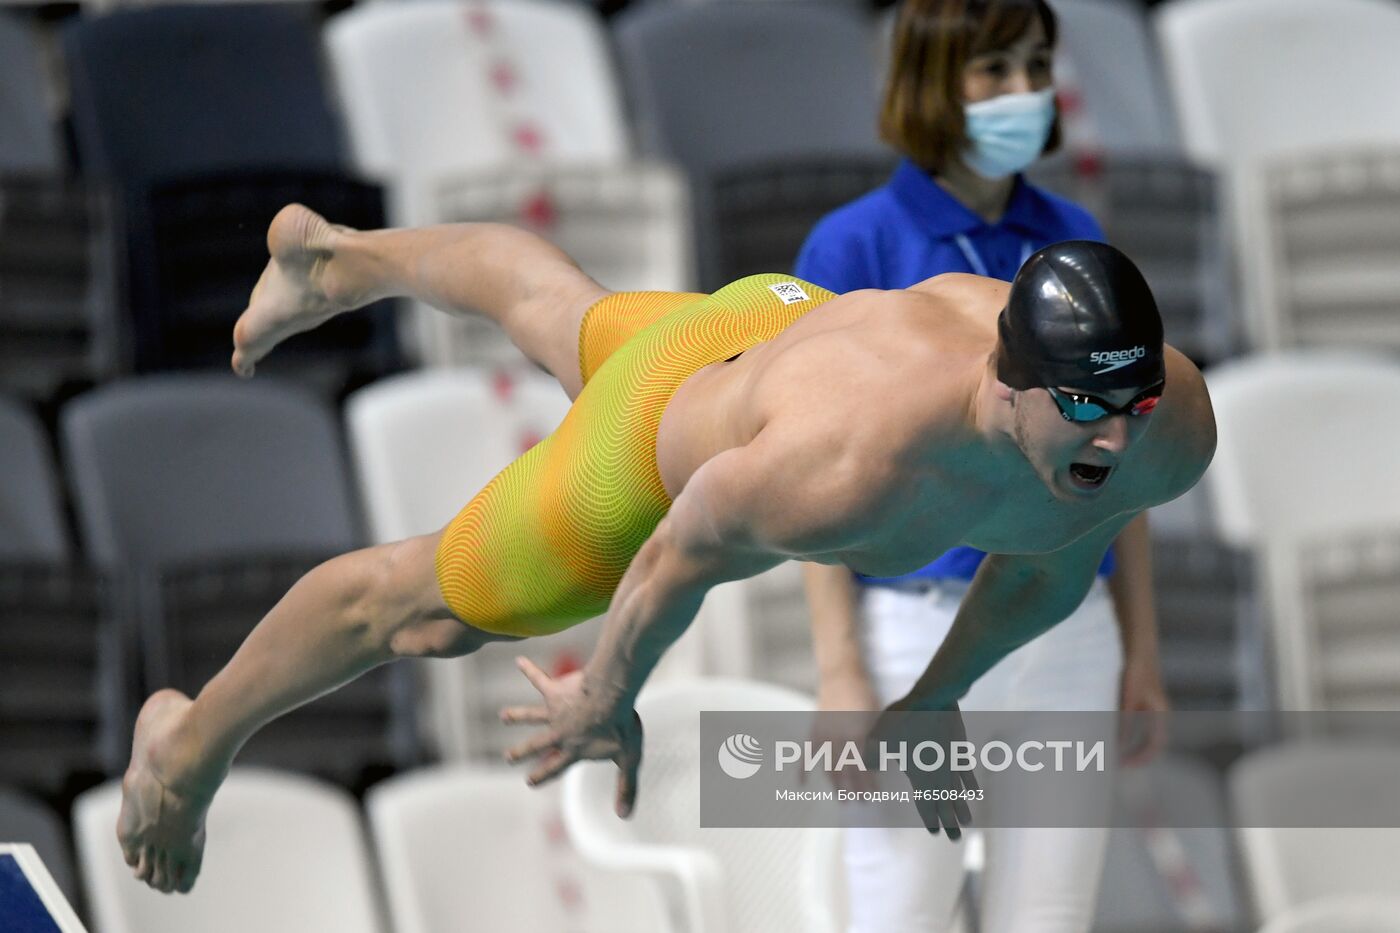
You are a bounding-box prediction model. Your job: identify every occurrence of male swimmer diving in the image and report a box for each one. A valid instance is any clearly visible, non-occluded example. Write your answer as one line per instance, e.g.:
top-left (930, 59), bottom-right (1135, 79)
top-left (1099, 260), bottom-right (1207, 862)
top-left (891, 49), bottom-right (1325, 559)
top-left (117, 204), bottom-right (1214, 893)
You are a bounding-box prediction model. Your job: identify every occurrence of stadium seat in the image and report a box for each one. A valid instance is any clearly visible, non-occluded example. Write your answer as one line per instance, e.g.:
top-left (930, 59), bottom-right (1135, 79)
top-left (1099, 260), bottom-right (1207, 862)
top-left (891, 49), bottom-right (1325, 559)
top-left (1230, 742), bottom-right (1400, 925)
top-left (366, 763), bottom-right (673, 933)
top-left (1154, 0), bottom-right (1400, 352)
top-left (0, 12), bottom-right (118, 399)
top-left (1205, 353), bottom-right (1400, 708)
top-left (423, 163), bottom-right (695, 367)
top-left (63, 4), bottom-right (397, 383)
top-left (61, 375), bottom-right (417, 785)
top-left (1155, 0), bottom-right (1400, 165)
top-left (1205, 354), bottom-right (1400, 548)
top-left (563, 678), bottom-right (843, 933)
top-left (325, 0), bottom-right (684, 366)
top-left (1049, 0), bottom-right (1182, 156)
top-left (74, 769), bottom-right (385, 933)
top-left (0, 395), bottom-right (128, 797)
top-left (1233, 147), bottom-right (1400, 353)
top-left (613, 2), bottom-right (892, 289)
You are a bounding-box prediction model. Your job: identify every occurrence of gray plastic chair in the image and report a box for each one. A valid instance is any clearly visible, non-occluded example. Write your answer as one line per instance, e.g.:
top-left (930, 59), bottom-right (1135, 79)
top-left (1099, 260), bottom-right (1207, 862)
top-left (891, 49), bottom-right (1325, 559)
top-left (0, 396), bottom-right (68, 562)
top-left (61, 375), bottom-right (417, 786)
top-left (0, 12), bottom-right (60, 174)
top-left (614, 3), bottom-right (891, 287)
top-left (1048, 0), bottom-right (1181, 156)
top-left (0, 787), bottom-right (77, 906)
top-left (0, 396), bottom-right (127, 794)
top-left (0, 13), bottom-right (119, 398)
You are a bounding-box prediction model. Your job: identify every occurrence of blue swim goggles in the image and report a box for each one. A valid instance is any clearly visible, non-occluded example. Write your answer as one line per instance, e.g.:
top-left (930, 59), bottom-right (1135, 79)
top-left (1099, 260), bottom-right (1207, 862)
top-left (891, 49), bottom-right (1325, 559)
top-left (1046, 380), bottom-right (1164, 423)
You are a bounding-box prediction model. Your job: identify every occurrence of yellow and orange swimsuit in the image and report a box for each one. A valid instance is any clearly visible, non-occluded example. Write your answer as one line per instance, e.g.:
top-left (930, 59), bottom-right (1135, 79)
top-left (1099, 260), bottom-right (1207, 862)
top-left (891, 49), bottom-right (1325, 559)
top-left (434, 273), bottom-right (836, 636)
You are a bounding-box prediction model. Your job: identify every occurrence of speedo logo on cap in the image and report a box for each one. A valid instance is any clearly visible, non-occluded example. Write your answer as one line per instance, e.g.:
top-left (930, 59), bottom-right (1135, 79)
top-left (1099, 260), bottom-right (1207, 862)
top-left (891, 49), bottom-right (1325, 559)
top-left (1089, 346), bottom-right (1146, 374)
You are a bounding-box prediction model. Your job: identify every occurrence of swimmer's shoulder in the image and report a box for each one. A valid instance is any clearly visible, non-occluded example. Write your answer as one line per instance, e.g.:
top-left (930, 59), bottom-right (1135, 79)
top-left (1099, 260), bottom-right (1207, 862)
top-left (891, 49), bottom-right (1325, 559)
top-left (1143, 347), bottom-right (1217, 504)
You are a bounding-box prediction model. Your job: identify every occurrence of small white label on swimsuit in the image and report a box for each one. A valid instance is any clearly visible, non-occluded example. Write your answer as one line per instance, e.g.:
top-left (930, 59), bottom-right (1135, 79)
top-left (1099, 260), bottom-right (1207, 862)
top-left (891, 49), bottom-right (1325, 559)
top-left (769, 282), bottom-right (810, 305)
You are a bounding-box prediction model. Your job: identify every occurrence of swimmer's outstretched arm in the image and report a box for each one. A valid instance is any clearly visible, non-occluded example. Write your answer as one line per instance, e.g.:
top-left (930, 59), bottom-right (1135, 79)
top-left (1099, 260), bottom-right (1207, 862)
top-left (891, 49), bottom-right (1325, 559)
top-left (895, 515), bottom-right (1134, 711)
top-left (501, 434), bottom-right (814, 814)
top-left (233, 204), bottom-right (607, 395)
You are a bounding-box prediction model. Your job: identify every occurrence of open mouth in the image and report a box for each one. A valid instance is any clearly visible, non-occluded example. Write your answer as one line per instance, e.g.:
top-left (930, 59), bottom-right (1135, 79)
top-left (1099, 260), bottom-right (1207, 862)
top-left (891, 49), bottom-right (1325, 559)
top-left (1069, 463), bottom-right (1112, 490)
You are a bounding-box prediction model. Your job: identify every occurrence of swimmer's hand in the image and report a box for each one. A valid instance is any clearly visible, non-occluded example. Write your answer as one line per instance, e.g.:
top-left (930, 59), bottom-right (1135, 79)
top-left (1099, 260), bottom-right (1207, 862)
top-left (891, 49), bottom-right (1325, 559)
top-left (870, 698), bottom-right (978, 840)
top-left (501, 657), bottom-right (644, 818)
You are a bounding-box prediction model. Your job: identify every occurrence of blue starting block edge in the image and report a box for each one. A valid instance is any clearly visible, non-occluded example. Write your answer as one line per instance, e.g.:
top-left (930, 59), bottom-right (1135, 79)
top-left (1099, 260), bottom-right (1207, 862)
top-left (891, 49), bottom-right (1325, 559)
top-left (0, 844), bottom-right (88, 933)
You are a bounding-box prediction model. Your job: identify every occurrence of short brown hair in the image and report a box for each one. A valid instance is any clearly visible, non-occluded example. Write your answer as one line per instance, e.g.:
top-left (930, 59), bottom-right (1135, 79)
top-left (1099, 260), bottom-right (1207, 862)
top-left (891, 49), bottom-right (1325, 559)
top-left (880, 0), bottom-right (1061, 173)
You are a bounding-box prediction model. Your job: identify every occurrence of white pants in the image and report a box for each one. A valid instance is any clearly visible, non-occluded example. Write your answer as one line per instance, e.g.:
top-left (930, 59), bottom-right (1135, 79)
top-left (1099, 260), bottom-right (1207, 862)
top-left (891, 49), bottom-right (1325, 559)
top-left (844, 579), bottom-right (1123, 933)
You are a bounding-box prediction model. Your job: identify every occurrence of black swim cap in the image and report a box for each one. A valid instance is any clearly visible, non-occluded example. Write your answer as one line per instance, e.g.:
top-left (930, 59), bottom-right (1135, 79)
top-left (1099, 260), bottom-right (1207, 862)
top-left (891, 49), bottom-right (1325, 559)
top-left (996, 241), bottom-right (1165, 393)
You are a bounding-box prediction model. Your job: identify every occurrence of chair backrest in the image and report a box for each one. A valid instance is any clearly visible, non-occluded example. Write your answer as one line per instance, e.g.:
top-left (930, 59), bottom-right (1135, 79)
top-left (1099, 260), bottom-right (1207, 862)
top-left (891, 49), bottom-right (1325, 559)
top-left (0, 787), bottom-right (77, 905)
top-left (64, 4), bottom-right (345, 185)
top-left (1230, 742), bottom-right (1400, 922)
top-left (1203, 353), bottom-right (1400, 548)
top-left (1236, 148), bottom-right (1400, 352)
top-left (324, 0), bottom-right (629, 221)
top-left (564, 678), bottom-right (842, 933)
top-left (0, 12), bottom-right (61, 174)
top-left (1155, 0), bottom-right (1400, 165)
top-left (74, 769), bottom-right (385, 933)
top-left (1258, 896), bottom-right (1400, 933)
top-left (61, 375), bottom-right (359, 570)
top-left (1048, 0), bottom-right (1181, 156)
top-left (345, 367), bottom-right (568, 544)
top-left (1286, 531), bottom-right (1400, 710)
top-left (614, 3), bottom-right (884, 172)
top-left (366, 764), bottom-right (672, 933)
top-left (344, 367), bottom-right (576, 760)
top-left (0, 396), bottom-right (68, 562)
top-left (415, 163), bottom-right (695, 366)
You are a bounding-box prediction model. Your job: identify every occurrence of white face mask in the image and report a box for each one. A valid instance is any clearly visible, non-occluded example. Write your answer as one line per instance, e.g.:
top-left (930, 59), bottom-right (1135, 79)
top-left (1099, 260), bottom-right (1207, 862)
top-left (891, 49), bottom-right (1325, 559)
top-left (962, 87), bottom-right (1056, 179)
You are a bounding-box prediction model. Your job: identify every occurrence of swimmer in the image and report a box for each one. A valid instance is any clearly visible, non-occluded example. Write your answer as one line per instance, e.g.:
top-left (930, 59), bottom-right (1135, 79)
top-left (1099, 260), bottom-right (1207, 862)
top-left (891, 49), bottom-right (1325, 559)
top-left (118, 204), bottom-right (1214, 893)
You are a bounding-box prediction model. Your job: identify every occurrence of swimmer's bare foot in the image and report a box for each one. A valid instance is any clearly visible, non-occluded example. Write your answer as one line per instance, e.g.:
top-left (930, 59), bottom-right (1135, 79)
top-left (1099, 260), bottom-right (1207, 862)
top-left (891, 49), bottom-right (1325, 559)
top-left (231, 204), bottom-right (382, 377)
top-left (118, 690), bottom-right (226, 894)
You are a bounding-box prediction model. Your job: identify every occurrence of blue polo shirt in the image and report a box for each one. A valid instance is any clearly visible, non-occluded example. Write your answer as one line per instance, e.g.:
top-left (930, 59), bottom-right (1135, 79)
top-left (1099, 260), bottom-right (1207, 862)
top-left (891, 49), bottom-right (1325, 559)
top-left (794, 158), bottom-right (1114, 584)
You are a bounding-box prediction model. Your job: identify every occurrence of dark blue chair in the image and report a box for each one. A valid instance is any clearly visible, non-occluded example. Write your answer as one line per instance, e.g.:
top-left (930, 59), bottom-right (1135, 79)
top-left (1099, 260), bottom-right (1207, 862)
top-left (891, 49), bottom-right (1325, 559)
top-left (63, 4), bottom-right (398, 384)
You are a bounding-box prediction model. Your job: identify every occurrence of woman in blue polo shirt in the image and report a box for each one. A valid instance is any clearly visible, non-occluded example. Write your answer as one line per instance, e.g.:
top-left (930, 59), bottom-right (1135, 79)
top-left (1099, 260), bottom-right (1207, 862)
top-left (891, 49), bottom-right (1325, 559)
top-left (799, 2), bottom-right (1168, 931)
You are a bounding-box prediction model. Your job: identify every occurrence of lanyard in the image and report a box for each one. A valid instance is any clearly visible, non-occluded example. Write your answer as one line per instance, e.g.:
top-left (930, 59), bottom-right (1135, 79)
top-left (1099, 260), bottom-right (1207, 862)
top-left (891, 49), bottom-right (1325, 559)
top-left (954, 233), bottom-right (1033, 280)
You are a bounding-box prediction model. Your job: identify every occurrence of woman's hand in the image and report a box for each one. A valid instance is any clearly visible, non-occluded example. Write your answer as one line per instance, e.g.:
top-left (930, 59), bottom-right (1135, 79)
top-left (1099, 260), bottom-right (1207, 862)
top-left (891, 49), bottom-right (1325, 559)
top-left (501, 657), bottom-right (644, 817)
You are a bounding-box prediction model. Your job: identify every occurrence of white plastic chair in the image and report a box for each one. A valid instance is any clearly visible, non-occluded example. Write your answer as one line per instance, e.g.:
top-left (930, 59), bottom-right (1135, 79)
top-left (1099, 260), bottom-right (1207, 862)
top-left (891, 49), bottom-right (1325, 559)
top-left (345, 367), bottom-right (566, 544)
top-left (1155, 0), bottom-right (1400, 166)
top-left (1205, 353), bottom-right (1400, 707)
top-left (1229, 743), bottom-right (1400, 925)
top-left (366, 763), bottom-right (674, 933)
top-left (325, 0), bottom-right (629, 195)
top-left (326, 0), bottom-right (684, 366)
top-left (1258, 896), bottom-right (1400, 933)
top-left (563, 678), bottom-right (843, 933)
top-left (423, 163), bottom-right (695, 367)
top-left (1204, 353), bottom-right (1400, 549)
top-left (72, 769), bottom-right (385, 933)
top-left (1234, 147), bottom-right (1400, 352)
